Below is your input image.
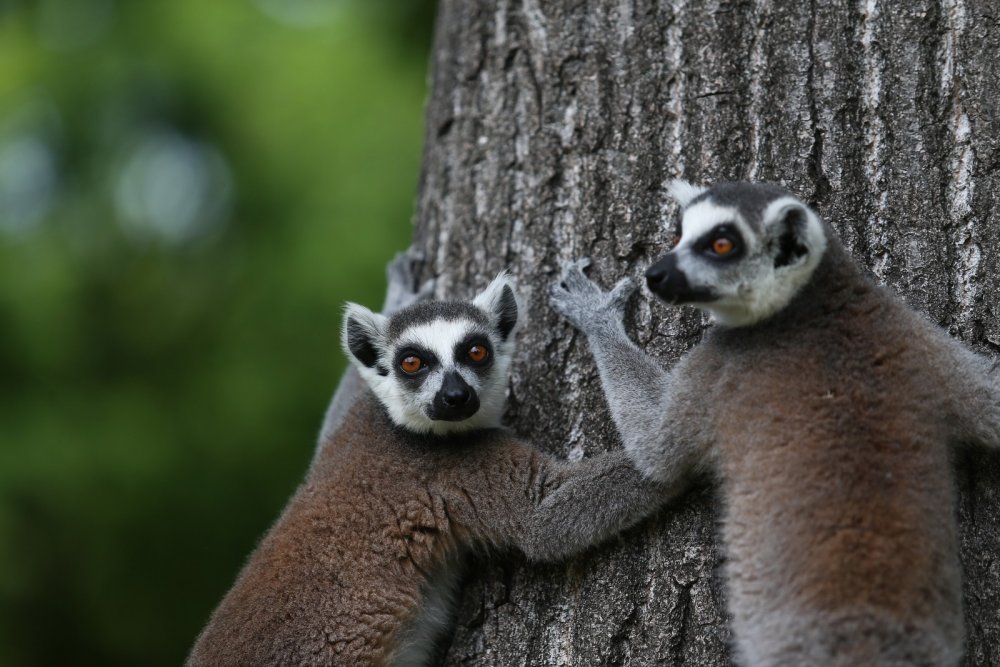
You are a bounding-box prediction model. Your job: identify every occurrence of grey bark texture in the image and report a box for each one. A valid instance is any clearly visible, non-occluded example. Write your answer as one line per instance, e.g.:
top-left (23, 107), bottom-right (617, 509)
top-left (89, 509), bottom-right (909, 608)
top-left (410, 0), bottom-right (1000, 664)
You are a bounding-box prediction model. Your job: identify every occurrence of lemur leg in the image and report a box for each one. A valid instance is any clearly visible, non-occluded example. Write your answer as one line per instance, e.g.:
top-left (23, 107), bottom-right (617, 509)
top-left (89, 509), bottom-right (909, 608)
top-left (317, 247), bottom-right (435, 446)
top-left (514, 449), bottom-right (677, 562)
top-left (549, 259), bottom-right (694, 481)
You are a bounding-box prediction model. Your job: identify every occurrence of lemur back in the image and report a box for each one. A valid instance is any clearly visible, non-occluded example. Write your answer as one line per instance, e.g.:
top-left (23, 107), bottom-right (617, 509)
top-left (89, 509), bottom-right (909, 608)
top-left (188, 268), bottom-right (669, 666)
top-left (551, 181), bottom-right (1000, 666)
top-left (698, 242), bottom-right (964, 665)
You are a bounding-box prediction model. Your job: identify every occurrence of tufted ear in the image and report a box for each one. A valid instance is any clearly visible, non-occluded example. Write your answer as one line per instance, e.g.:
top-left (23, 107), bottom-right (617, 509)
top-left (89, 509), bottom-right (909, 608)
top-left (472, 271), bottom-right (520, 342)
top-left (762, 197), bottom-right (826, 270)
top-left (341, 303), bottom-right (387, 368)
top-left (666, 179), bottom-right (708, 209)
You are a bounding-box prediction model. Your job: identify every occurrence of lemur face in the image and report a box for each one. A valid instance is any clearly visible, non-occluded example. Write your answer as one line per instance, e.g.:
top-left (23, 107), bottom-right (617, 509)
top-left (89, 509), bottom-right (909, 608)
top-left (646, 180), bottom-right (828, 327)
top-left (342, 273), bottom-right (519, 435)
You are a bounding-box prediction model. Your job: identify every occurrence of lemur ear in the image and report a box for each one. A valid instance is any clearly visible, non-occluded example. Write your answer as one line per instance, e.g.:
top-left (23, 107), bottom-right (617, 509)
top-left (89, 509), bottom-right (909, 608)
top-left (472, 271), bottom-right (519, 342)
top-left (341, 303), bottom-right (387, 368)
top-left (763, 197), bottom-right (823, 269)
top-left (666, 179), bottom-right (708, 209)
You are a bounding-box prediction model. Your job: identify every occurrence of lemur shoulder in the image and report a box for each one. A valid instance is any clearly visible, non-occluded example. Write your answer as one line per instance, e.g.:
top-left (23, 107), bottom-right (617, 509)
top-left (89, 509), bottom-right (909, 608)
top-left (187, 255), bottom-right (670, 667)
top-left (551, 181), bottom-right (1000, 667)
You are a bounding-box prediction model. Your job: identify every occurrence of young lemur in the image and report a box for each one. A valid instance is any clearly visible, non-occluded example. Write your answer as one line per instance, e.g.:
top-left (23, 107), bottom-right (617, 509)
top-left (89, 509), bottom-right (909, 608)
top-left (188, 252), bottom-right (670, 667)
top-left (551, 181), bottom-right (1000, 667)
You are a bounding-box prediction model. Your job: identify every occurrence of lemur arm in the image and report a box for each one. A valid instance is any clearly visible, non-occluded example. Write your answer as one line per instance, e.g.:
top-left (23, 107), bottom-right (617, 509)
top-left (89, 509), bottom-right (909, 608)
top-left (549, 259), bottom-right (698, 480)
top-left (512, 448), bottom-right (677, 562)
top-left (317, 248), bottom-right (434, 445)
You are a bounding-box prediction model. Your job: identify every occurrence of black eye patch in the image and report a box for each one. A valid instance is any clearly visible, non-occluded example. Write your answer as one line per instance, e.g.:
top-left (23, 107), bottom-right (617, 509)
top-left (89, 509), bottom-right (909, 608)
top-left (692, 223), bottom-right (745, 262)
top-left (392, 345), bottom-right (438, 388)
top-left (453, 334), bottom-right (494, 376)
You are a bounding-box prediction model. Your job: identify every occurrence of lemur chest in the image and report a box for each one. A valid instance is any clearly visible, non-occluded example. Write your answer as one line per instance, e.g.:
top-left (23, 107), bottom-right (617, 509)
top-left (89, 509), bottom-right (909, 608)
top-left (312, 453), bottom-right (467, 664)
top-left (335, 455), bottom-right (459, 575)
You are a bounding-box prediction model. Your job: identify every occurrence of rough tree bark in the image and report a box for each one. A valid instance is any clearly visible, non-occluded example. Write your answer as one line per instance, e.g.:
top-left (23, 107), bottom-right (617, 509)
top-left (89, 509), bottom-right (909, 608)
top-left (411, 1), bottom-right (1000, 664)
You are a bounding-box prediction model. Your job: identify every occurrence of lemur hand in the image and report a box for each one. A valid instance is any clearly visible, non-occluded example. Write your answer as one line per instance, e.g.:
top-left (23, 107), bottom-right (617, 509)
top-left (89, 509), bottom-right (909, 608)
top-left (549, 258), bottom-right (636, 334)
top-left (382, 246), bottom-right (436, 315)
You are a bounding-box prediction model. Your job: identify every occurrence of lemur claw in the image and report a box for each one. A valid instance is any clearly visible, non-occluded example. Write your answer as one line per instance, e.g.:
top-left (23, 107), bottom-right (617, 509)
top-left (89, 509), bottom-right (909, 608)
top-left (609, 277), bottom-right (637, 309)
top-left (558, 257), bottom-right (593, 290)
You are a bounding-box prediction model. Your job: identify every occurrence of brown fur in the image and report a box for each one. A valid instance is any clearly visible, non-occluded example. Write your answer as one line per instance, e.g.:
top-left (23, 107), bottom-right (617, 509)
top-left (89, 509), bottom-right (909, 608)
top-left (188, 391), bottom-right (665, 666)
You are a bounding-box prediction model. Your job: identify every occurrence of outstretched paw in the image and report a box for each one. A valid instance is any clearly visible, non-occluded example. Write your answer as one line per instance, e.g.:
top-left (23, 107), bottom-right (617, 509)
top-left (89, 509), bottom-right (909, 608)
top-left (383, 246), bottom-right (436, 314)
top-left (549, 258), bottom-right (636, 333)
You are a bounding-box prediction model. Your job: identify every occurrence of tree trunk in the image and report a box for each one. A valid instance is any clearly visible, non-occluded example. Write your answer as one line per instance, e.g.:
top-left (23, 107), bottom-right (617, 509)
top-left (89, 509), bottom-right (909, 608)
top-left (412, 1), bottom-right (1000, 664)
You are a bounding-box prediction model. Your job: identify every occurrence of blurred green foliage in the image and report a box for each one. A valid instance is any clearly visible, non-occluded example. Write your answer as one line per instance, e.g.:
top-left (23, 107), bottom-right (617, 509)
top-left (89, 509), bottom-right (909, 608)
top-left (0, 1), bottom-right (435, 664)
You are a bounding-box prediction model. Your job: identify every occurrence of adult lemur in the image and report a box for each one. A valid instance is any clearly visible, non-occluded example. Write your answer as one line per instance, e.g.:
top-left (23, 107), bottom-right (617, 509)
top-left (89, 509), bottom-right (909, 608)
top-left (551, 181), bottom-right (1000, 666)
top-left (188, 252), bottom-right (670, 666)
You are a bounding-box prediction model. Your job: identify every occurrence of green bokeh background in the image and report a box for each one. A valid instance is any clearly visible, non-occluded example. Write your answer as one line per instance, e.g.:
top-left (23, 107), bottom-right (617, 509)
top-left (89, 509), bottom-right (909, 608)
top-left (0, 1), bottom-right (435, 664)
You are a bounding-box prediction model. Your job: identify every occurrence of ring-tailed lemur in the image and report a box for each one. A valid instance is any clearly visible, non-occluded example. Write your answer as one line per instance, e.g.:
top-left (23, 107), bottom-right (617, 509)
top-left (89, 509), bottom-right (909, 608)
top-left (188, 253), bottom-right (671, 667)
top-left (550, 181), bottom-right (1000, 667)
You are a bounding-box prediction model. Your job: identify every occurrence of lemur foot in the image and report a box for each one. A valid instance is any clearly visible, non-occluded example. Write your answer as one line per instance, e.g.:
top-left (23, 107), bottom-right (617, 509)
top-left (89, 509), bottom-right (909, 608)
top-left (549, 258), bottom-right (636, 333)
top-left (383, 246), bottom-right (436, 314)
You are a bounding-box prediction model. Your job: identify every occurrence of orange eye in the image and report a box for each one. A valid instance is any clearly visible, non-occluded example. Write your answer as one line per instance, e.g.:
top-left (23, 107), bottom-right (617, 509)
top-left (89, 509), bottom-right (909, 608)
top-left (671, 233), bottom-right (682, 248)
top-left (712, 237), bottom-right (735, 255)
top-left (400, 356), bottom-right (423, 374)
top-left (467, 345), bottom-right (488, 363)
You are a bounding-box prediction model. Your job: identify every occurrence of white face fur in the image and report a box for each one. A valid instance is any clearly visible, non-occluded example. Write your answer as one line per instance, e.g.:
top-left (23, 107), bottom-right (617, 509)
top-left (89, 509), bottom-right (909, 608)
top-left (652, 180), bottom-right (828, 327)
top-left (341, 273), bottom-right (519, 435)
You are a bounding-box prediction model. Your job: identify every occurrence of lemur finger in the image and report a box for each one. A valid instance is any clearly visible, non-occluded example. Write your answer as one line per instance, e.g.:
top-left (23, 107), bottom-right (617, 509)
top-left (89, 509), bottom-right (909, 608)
top-left (558, 259), bottom-right (579, 282)
top-left (560, 258), bottom-right (596, 292)
top-left (548, 282), bottom-right (569, 302)
top-left (558, 257), bottom-right (591, 277)
top-left (548, 284), bottom-right (578, 317)
top-left (609, 277), bottom-right (637, 308)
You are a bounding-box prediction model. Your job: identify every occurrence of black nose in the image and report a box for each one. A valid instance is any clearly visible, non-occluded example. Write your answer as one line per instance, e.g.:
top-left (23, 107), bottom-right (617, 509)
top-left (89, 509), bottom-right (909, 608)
top-left (431, 371), bottom-right (480, 421)
top-left (442, 385), bottom-right (471, 407)
top-left (644, 253), bottom-right (716, 305)
top-left (645, 254), bottom-right (677, 292)
top-left (645, 263), bottom-right (669, 291)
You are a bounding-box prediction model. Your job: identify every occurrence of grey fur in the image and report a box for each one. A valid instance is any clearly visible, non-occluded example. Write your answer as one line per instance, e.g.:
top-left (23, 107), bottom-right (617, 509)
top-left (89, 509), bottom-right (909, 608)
top-left (686, 181), bottom-right (794, 230)
top-left (386, 301), bottom-right (490, 340)
top-left (189, 259), bottom-right (672, 666)
top-left (550, 181), bottom-right (1000, 667)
